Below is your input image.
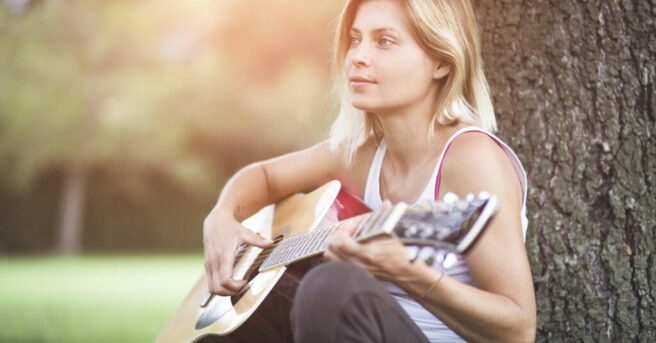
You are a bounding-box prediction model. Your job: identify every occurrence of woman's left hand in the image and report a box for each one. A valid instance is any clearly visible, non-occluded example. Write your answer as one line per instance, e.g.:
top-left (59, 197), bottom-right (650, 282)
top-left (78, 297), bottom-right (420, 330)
top-left (323, 224), bottom-right (418, 283)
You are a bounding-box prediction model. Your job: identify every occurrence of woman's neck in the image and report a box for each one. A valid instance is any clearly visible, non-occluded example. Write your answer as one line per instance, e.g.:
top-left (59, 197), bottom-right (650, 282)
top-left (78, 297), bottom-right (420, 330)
top-left (374, 93), bottom-right (447, 176)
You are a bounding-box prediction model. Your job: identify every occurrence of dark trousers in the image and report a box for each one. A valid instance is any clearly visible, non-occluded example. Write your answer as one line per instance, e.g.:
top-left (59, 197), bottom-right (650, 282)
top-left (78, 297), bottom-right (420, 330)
top-left (201, 261), bottom-right (429, 343)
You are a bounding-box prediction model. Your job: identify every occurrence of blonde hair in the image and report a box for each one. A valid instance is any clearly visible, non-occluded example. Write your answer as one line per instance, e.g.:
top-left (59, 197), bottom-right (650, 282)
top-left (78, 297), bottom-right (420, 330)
top-left (329, 0), bottom-right (496, 164)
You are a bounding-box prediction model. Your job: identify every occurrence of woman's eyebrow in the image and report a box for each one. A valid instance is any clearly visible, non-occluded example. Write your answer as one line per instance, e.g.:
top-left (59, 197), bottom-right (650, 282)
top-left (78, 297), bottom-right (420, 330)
top-left (349, 27), bottom-right (399, 35)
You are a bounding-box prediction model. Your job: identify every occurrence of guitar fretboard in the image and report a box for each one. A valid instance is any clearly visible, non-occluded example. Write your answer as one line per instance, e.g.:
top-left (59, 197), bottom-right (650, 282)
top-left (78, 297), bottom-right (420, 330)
top-left (258, 206), bottom-right (400, 271)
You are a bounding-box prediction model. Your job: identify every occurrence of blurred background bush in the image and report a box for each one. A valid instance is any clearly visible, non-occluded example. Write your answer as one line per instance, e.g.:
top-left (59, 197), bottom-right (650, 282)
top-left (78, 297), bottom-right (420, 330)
top-left (0, 1), bottom-right (341, 342)
top-left (0, 0), bottom-right (342, 255)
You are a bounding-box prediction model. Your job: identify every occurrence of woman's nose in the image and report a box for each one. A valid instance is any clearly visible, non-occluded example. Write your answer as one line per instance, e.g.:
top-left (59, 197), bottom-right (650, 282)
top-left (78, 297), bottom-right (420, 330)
top-left (351, 47), bottom-right (371, 67)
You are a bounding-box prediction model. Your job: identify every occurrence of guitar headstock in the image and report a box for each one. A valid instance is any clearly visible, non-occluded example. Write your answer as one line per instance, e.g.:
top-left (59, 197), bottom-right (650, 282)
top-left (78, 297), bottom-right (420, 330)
top-left (354, 192), bottom-right (498, 268)
top-left (396, 192), bottom-right (497, 267)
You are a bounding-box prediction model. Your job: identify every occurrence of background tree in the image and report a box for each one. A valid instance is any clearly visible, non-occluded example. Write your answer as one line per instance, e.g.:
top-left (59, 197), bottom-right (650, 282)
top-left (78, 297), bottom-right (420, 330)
top-left (0, 0), bottom-right (339, 253)
top-left (474, 0), bottom-right (655, 340)
top-left (0, 1), bottom-right (225, 253)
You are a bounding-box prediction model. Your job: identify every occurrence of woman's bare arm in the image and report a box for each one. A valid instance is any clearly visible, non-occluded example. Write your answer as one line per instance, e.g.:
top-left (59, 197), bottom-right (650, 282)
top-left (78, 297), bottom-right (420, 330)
top-left (398, 133), bottom-right (536, 342)
top-left (203, 140), bottom-right (345, 295)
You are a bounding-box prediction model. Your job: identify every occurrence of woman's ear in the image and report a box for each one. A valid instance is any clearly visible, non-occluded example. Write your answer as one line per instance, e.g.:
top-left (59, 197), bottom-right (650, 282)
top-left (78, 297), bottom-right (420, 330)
top-left (433, 62), bottom-right (451, 80)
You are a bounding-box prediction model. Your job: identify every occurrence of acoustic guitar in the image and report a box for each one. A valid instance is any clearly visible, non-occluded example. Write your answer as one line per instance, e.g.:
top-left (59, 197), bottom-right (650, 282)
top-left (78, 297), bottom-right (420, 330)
top-left (157, 180), bottom-right (497, 343)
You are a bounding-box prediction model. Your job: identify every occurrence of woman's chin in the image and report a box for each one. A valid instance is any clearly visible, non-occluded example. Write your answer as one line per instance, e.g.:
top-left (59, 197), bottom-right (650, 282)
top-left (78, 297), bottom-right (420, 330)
top-left (350, 100), bottom-right (379, 112)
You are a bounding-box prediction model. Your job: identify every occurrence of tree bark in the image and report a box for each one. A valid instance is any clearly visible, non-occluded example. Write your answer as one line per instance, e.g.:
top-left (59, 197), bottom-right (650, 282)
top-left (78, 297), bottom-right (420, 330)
top-left (473, 0), bottom-right (655, 340)
top-left (56, 163), bottom-right (87, 254)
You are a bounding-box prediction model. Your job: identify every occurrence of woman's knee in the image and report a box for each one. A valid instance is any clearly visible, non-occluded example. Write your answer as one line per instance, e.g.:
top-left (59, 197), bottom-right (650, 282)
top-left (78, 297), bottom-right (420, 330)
top-left (296, 262), bottom-right (370, 298)
top-left (291, 261), bottom-right (378, 342)
top-left (292, 261), bottom-right (382, 317)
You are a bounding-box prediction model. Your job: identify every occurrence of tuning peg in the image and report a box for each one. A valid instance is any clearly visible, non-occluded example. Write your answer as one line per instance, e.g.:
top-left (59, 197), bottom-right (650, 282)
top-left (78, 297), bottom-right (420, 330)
top-left (477, 191), bottom-right (490, 200)
top-left (455, 199), bottom-right (470, 211)
top-left (420, 227), bottom-right (435, 239)
top-left (418, 246), bottom-right (436, 263)
top-left (406, 246), bottom-right (419, 261)
top-left (407, 224), bottom-right (418, 236)
top-left (466, 193), bottom-right (474, 202)
top-left (442, 192), bottom-right (459, 204)
top-left (434, 201), bottom-right (450, 212)
top-left (443, 252), bottom-right (459, 269)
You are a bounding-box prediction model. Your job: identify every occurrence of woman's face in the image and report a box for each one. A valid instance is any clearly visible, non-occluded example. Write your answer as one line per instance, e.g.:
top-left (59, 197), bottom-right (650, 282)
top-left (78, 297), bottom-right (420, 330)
top-left (345, 0), bottom-right (447, 114)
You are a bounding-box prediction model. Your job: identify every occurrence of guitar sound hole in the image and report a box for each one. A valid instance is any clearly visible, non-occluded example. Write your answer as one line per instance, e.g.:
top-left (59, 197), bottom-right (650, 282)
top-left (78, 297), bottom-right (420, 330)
top-left (229, 236), bottom-right (281, 304)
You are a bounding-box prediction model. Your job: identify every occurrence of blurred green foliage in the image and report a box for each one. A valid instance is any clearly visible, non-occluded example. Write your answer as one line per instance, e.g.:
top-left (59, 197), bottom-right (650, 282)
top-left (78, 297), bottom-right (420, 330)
top-left (0, 0), bottom-right (341, 253)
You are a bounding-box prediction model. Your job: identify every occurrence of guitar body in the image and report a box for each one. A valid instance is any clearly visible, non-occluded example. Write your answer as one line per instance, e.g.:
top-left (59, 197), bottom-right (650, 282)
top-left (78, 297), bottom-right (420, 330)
top-left (157, 180), bottom-right (369, 343)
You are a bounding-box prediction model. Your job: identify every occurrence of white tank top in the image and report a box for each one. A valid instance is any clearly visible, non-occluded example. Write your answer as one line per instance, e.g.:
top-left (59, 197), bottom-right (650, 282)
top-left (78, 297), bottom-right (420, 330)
top-left (363, 126), bottom-right (529, 342)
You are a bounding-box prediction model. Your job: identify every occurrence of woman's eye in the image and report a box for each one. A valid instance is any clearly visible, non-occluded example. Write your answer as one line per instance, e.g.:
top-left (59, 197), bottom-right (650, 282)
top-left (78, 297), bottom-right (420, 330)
top-left (350, 37), bottom-right (360, 45)
top-left (379, 38), bottom-right (394, 46)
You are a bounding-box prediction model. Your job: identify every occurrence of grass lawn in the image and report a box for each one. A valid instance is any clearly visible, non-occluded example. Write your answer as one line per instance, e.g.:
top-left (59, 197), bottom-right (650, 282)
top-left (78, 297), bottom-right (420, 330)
top-left (0, 254), bottom-right (204, 343)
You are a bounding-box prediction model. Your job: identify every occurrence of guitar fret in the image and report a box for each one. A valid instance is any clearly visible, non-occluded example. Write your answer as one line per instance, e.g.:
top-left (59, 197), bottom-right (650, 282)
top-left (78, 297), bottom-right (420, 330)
top-left (360, 213), bottom-right (380, 235)
top-left (284, 235), bottom-right (300, 261)
top-left (306, 230), bottom-right (319, 254)
top-left (278, 235), bottom-right (295, 263)
top-left (264, 209), bottom-right (395, 271)
top-left (271, 238), bottom-right (287, 266)
top-left (306, 231), bottom-right (318, 254)
top-left (311, 227), bottom-right (327, 252)
top-left (296, 232), bottom-right (311, 258)
top-left (307, 229), bottom-right (325, 254)
top-left (353, 214), bottom-right (370, 236)
top-left (288, 234), bottom-right (302, 261)
top-left (321, 224), bottom-right (339, 249)
top-left (362, 209), bottom-right (387, 237)
top-left (312, 227), bottom-right (327, 252)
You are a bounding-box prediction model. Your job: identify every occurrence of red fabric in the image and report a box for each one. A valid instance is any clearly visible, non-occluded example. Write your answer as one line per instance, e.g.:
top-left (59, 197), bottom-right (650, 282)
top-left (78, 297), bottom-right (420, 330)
top-left (333, 187), bottom-right (371, 221)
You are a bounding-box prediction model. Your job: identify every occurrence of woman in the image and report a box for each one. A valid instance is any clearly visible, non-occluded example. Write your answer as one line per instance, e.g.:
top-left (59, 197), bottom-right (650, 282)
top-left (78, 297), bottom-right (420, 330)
top-left (203, 0), bottom-right (536, 341)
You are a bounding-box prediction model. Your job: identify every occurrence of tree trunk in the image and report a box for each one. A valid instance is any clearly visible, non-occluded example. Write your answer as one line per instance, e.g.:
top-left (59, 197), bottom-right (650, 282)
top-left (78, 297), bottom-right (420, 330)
top-left (56, 163), bottom-right (87, 254)
top-left (473, 0), bottom-right (655, 340)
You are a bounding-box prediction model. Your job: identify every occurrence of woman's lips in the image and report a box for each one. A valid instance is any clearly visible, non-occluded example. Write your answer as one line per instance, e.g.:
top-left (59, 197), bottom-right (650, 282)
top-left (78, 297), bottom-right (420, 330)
top-left (350, 78), bottom-right (376, 89)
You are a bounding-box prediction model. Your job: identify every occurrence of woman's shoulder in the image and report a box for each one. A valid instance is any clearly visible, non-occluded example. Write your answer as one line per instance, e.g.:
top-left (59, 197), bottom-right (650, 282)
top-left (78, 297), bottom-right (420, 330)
top-left (444, 129), bottom-right (514, 175)
top-left (439, 129), bottom-right (523, 205)
top-left (439, 125), bottom-right (517, 165)
top-left (448, 129), bottom-right (507, 159)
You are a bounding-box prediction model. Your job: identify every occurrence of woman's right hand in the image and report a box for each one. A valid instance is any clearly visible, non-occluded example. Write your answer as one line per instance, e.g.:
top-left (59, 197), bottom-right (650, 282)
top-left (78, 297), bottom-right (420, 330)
top-left (203, 209), bottom-right (273, 296)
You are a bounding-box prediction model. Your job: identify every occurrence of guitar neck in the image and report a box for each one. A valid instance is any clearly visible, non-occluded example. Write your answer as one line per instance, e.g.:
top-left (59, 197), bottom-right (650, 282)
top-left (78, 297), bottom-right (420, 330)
top-left (259, 204), bottom-right (406, 272)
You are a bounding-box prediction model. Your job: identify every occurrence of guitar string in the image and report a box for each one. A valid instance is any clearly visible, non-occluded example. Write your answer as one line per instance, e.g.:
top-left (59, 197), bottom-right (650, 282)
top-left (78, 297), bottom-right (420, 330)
top-left (234, 219), bottom-right (346, 260)
top-left (233, 219), bottom-right (341, 259)
top-left (251, 208), bottom-right (394, 265)
top-left (234, 213), bottom-right (374, 267)
top-left (234, 205), bottom-right (401, 263)
top-left (233, 224), bottom-right (339, 263)
top-left (232, 228), bottom-right (337, 278)
top-left (247, 213), bottom-right (382, 268)
top-left (235, 219), bottom-right (358, 265)
top-left (236, 205), bottom-right (402, 269)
